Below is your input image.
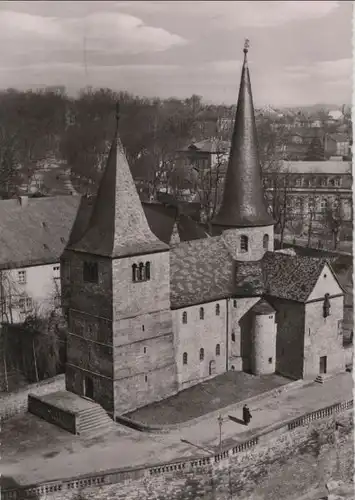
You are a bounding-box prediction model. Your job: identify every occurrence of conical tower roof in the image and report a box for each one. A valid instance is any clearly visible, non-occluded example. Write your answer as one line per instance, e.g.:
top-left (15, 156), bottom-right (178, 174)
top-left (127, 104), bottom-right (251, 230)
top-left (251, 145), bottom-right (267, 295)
top-left (68, 105), bottom-right (168, 258)
top-left (212, 41), bottom-right (273, 228)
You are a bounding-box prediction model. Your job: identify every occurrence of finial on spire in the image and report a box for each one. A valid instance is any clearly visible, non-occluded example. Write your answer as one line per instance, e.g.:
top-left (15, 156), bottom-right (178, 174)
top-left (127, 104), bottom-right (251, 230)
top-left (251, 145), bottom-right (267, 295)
top-left (243, 38), bottom-right (250, 55)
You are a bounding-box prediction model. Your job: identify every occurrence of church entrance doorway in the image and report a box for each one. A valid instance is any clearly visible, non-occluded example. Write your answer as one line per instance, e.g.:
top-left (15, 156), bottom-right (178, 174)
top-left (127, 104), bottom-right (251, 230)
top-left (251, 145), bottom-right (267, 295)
top-left (319, 356), bottom-right (327, 375)
top-left (209, 360), bottom-right (216, 376)
top-left (84, 375), bottom-right (94, 399)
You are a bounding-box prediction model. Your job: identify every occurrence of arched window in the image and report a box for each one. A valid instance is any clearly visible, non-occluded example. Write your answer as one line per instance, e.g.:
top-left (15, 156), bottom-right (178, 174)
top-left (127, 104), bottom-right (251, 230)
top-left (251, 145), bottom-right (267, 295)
top-left (231, 332), bottom-right (235, 342)
top-left (263, 234), bottom-right (269, 250)
top-left (132, 263), bottom-right (137, 282)
top-left (182, 311), bottom-right (187, 324)
top-left (199, 348), bottom-right (204, 361)
top-left (183, 352), bottom-right (188, 365)
top-left (216, 344), bottom-right (221, 356)
top-left (240, 235), bottom-right (248, 252)
top-left (145, 262), bottom-right (151, 280)
top-left (138, 262), bottom-right (144, 281)
top-left (199, 307), bottom-right (204, 320)
top-left (233, 299), bottom-right (237, 308)
top-left (215, 304), bottom-right (220, 316)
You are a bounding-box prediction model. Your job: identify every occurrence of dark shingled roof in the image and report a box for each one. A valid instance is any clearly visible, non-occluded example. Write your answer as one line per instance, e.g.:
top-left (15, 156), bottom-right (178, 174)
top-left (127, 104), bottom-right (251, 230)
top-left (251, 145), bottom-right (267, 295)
top-left (0, 195), bottom-right (81, 269)
top-left (143, 203), bottom-right (207, 245)
top-left (170, 236), bottom-right (235, 309)
top-left (235, 261), bottom-right (265, 296)
top-left (262, 251), bottom-right (328, 302)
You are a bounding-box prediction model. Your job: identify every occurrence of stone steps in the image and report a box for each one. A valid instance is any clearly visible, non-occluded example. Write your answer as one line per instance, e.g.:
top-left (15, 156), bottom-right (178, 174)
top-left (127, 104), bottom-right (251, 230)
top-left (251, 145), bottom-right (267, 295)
top-left (77, 403), bottom-right (115, 437)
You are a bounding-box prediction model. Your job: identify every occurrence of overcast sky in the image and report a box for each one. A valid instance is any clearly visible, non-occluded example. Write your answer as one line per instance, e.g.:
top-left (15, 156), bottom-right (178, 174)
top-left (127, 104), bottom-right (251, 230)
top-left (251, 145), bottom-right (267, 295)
top-left (0, 1), bottom-right (352, 106)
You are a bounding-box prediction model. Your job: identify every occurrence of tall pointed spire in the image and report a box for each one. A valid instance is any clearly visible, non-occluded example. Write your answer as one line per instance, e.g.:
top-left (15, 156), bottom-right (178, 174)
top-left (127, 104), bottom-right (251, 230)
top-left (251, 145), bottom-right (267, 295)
top-left (68, 102), bottom-right (168, 257)
top-left (212, 40), bottom-right (273, 228)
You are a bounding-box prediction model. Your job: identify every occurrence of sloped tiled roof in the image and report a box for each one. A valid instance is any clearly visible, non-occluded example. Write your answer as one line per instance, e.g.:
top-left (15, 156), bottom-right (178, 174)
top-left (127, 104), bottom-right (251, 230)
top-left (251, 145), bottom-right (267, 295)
top-left (0, 195), bottom-right (81, 269)
top-left (142, 203), bottom-right (207, 245)
top-left (235, 261), bottom-right (265, 296)
top-left (170, 236), bottom-right (235, 309)
top-left (262, 251), bottom-right (327, 302)
top-left (180, 139), bottom-right (230, 154)
top-left (65, 197), bottom-right (206, 251)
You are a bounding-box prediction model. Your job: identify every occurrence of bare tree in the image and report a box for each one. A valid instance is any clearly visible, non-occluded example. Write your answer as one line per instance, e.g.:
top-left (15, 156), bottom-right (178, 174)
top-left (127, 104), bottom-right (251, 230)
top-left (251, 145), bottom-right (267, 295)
top-left (191, 140), bottom-right (227, 222)
top-left (305, 191), bottom-right (319, 248)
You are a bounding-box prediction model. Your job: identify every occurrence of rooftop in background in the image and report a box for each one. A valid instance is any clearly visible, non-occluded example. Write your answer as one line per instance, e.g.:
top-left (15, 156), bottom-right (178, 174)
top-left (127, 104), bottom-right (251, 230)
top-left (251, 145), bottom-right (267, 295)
top-left (179, 138), bottom-right (230, 154)
top-left (280, 161), bottom-right (352, 175)
top-left (0, 195), bottom-right (81, 270)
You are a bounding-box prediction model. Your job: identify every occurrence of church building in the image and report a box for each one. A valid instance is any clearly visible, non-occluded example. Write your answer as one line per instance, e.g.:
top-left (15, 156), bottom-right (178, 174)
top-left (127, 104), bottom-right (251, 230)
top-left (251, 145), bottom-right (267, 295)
top-left (61, 45), bottom-right (347, 418)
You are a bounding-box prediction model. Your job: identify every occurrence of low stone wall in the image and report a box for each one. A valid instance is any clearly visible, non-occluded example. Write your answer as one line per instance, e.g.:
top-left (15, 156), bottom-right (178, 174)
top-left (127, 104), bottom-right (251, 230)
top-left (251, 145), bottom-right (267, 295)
top-left (2, 399), bottom-right (353, 500)
top-left (0, 375), bottom-right (65, 422)
top-left (28, 394), bottom-right (76, 434)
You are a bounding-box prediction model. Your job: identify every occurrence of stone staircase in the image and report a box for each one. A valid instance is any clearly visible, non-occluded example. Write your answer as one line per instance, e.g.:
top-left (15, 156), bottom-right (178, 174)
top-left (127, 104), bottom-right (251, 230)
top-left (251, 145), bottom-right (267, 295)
top-left (76, 402), bottom-right (116, 438)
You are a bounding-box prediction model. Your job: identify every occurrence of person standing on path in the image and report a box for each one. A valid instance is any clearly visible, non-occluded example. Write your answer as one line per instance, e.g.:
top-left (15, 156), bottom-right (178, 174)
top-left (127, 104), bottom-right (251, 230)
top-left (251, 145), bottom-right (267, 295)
top-left (243, 404), bottom-right (252, 426)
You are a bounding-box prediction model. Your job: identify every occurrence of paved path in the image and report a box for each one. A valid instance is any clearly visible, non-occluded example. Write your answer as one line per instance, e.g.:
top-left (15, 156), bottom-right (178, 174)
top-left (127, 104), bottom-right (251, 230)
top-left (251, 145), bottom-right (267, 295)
top-left (2, 373), bottom-right (352, 487)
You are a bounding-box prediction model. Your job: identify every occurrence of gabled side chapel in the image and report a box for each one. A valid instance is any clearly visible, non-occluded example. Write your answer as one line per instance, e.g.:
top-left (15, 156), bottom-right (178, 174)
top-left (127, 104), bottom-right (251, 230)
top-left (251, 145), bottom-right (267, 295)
top-left (61, 45), bottom-right (347, 417)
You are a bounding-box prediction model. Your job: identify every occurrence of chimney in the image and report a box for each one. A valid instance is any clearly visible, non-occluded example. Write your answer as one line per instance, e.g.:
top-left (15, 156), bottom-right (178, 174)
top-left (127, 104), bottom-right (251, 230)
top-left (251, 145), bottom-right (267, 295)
top-left (19, 196), bottom-right (29, 207)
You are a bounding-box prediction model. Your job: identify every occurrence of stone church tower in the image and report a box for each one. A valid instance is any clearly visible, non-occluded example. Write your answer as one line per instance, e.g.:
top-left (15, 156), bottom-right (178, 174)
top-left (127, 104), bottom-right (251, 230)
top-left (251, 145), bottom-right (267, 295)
top-left (211, 42), bottom-right (274, 260)
top-left (61, 111), bottom-right (178, 416)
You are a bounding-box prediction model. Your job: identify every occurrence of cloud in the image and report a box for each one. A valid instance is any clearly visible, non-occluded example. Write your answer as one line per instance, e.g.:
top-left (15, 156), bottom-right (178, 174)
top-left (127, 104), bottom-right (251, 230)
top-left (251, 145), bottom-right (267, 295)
top-left (0, 9), bottom-right (186, 62)
top-left (117, 1), bottom-right (340, 28)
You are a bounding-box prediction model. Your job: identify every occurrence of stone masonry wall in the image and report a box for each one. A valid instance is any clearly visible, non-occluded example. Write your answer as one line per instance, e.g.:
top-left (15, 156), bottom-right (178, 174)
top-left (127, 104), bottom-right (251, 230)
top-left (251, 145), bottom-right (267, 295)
top-left (62, 251), bottom-right (113, 320)
top-left (112, 252), bottom-right (170, 320)
top-left (0, 374), bottom-right (64, 421)
top-left (7, 405), bottom-right (352, 500)
top-left (267, 297), bottom-right (305, 379)
top-left (114, 361), bottom-right (177, 414)
top-left (111, 251), bottom-right (177, 414)
top-left (173, 300), bottom-right (227, 390)
top-left (221, 224), bottom-right (274, 261)
top-left (229, 296), bottom-right (260, 372)
top-left (65, 365), bottom-right (113, 413)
